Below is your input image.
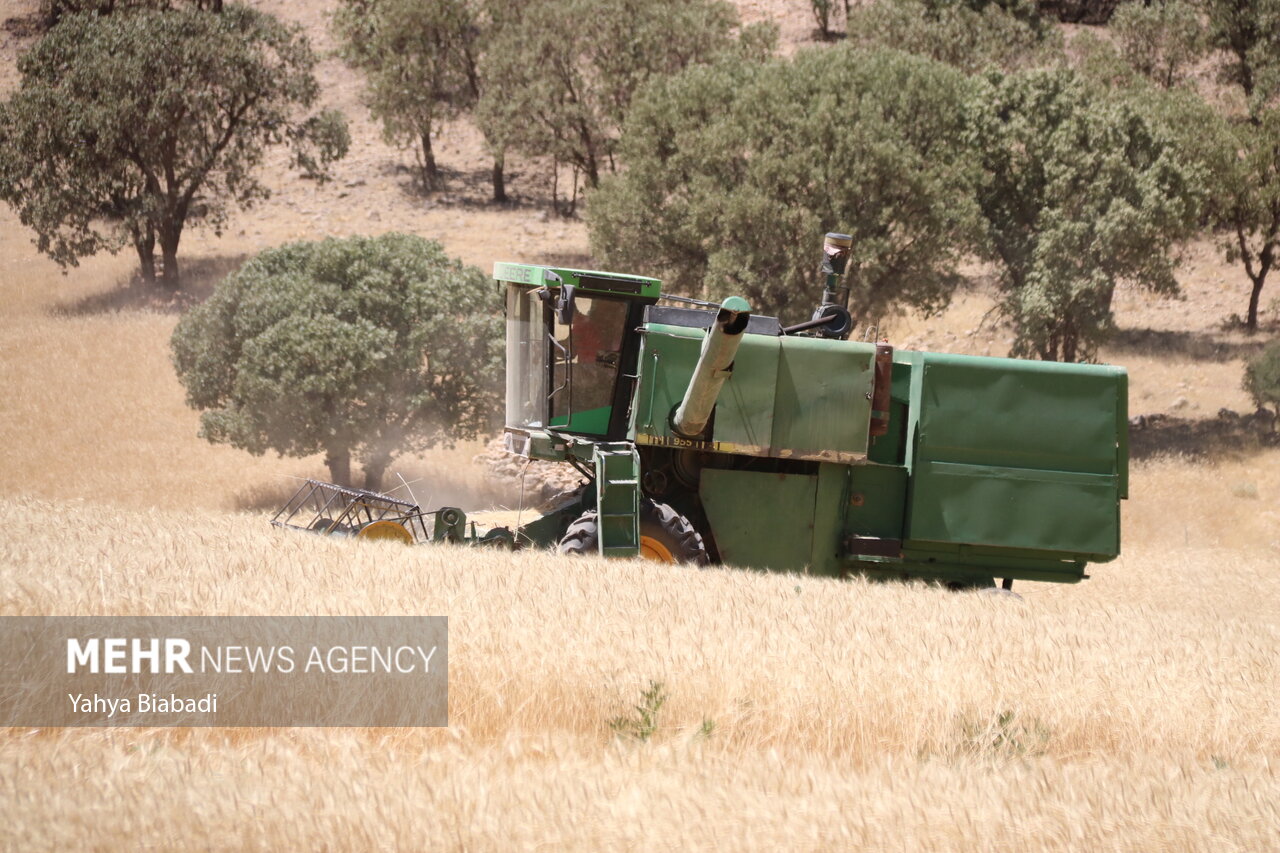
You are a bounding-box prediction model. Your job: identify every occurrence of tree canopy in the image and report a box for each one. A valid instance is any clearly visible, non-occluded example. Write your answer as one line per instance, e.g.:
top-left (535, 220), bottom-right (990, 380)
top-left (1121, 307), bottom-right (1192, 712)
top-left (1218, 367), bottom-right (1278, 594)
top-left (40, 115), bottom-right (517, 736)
top-left (1197, 107), bottom-right (1280, 331)
top-left (966, 69), bottom-right (1204, 361)
top-left (1107, 0), bottom-right (1206, 90)
top-left (1202, 0), bottom-right (1280, 107)
top-left (170, 234), bottom-right (502, 490)
top-left (333, 0), bottom-right (483, 193)
top-left (588, 46), bottom-right (983, 325)
top-left (847, 0), bottom-right (1060, 74)
top-left (1244, 338), bottom-right (1280, 418)
top-left (476, 0), bottom-right (772, 207)
top-left (0, 5), bottom-right (347, 286)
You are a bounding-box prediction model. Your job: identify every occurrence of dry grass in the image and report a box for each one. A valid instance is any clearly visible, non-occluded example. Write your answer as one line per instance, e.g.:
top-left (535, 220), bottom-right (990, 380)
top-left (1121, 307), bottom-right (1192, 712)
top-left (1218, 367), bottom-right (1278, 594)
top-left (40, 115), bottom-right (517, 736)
top-left (1, 485), bottom-right (1278, 850)
top-left (1, 0), bottom-right (1279, 847)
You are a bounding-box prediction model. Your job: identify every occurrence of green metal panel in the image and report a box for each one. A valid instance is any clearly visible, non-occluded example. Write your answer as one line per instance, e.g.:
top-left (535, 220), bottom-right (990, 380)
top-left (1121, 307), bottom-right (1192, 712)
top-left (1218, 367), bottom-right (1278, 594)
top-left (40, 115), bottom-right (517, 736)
top-left (631, 324), bottom-right (704, 438)
top-left (630, 324), bottom-right (780, 456)
top-left (915, 354), bottom-right (1125, 474)
top-left (709, 333), bottom-right (780, 454)
top-left (844, 464), bottom-right (908, 540)
top-left (809, 463), bottom-right (849, 576)
top-left (906, 352), bottom-right (1125, 558)
top-left (1116, 369), bottom-right (1129, 500)
top-left (700, 469), bottom-right (816, 572)
top-left (631, 323), bottom-right (874, 463)
top-left (771, 337), bottom-right (875, 460)
top-left (550, 404), bottom-right (611, 435)
top-left (909, 461), bottom-right (1118, 556)
top-left (897, 539), bottom-right (1088, 583)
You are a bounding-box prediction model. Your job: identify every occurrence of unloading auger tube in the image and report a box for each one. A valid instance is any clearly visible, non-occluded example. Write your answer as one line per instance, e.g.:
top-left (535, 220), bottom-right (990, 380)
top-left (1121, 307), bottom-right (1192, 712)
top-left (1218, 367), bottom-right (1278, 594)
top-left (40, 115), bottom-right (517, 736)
top-left (670, 295), bottom-right (751, 438)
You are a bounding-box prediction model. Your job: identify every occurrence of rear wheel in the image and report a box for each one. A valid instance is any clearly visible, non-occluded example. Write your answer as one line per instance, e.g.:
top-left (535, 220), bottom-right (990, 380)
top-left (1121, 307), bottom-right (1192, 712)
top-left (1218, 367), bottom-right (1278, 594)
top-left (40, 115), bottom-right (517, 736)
top-left (559, 499), bottom-right (709, 565)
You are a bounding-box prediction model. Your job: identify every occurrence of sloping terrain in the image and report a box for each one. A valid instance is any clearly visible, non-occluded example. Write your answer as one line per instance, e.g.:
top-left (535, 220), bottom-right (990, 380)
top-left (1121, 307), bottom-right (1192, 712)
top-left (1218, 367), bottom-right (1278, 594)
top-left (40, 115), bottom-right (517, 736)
top-left (0, 0), bottom-right (1278, 848)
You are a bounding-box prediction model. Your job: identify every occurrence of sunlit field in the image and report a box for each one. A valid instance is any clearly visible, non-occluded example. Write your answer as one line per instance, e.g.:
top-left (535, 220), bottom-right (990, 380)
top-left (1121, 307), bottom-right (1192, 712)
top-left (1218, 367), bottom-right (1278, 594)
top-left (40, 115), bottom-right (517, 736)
top-left (2, 475), bottom-right (1279, 850)
top-left (2, 0), bottom-right (1279, 848)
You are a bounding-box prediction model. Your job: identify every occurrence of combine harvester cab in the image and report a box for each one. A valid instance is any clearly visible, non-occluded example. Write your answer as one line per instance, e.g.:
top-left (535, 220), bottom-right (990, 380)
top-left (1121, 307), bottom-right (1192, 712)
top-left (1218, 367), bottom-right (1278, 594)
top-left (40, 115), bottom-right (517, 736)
top-left (281, 232), bottom-right (1128, 590)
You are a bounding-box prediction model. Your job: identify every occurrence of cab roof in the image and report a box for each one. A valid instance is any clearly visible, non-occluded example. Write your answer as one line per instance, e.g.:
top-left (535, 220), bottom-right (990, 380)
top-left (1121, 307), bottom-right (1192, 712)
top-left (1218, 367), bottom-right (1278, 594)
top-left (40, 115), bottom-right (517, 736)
top-left (493, 262), bottom-right (661, 300)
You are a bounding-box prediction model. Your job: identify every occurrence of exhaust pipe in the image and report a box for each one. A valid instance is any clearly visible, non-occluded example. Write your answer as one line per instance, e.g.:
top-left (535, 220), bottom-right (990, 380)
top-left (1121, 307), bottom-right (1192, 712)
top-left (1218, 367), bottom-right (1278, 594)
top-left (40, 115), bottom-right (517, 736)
top-left (671, 296), bottom-right (751, 438)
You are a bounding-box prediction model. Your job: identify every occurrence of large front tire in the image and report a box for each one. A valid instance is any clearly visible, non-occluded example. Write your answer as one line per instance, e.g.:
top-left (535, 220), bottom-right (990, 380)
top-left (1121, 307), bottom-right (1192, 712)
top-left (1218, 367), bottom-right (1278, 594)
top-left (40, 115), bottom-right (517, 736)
top-left (558, 499), bottom-right (709, 565)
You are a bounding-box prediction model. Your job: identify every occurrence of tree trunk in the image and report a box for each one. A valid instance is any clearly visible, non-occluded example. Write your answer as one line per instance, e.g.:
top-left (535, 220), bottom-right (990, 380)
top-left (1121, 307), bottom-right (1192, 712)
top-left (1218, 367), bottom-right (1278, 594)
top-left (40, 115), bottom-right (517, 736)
top-left (363, 451), bottom-right (393, 493)
top-left (492, 153), bottom-right (507, 203)
top-left (134, 228), bottom-right (156, 284)
top-left (1235, 49), bottom-right (1255, 101)
top-left (326, 447), bottom-right (352, 487)
top-left (158, 222), bottom-right (182, 288)
top-left (551, 160), bottom-right (559, 214)
top-left (1247, 273), bottom-right (1266, 331)
top-left (420, 131), bottom-right (440, 190)
top-left (1062, 332), bottom-right (1078, 364)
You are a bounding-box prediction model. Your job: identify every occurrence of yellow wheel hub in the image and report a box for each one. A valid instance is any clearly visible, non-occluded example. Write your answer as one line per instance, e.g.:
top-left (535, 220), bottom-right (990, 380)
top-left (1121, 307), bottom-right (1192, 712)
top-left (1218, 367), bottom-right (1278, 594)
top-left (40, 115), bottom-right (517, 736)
top-left (639, 535), bottom-right (675, 563)
top-left (356, 520), bottom-right (413, 545)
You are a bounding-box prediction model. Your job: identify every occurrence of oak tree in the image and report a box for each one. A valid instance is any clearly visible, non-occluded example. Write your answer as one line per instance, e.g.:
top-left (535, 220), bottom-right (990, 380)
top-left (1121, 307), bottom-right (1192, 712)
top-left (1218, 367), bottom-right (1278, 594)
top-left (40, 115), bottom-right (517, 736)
top-left (0, 5), bottom-right (347, 286)
top-left (588, 46), bottom-right (983, 324)
top-left (170, 234), bottom-right (502, 490)
top-left (967, 69), bottom-right (1204, 361)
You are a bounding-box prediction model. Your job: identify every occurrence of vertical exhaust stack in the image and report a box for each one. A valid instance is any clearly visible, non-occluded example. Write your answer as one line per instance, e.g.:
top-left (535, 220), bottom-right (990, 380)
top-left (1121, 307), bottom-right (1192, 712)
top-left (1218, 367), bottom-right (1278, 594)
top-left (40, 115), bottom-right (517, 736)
top-left (672, 296), bottom-right (751, 438)
top-left (810, 232), bottom-right (854, 340)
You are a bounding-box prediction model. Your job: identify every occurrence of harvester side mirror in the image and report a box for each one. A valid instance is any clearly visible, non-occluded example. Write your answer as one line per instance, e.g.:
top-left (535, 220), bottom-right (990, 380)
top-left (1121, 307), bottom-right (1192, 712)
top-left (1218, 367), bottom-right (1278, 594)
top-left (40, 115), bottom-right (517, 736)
top-left (555, 284), bottom-right (576, 326)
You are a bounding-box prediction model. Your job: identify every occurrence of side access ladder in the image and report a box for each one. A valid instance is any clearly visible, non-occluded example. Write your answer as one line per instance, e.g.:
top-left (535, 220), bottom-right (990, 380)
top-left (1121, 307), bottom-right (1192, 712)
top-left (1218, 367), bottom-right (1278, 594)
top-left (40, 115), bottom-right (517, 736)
top-left (593, 443), bottom-right (641, 558)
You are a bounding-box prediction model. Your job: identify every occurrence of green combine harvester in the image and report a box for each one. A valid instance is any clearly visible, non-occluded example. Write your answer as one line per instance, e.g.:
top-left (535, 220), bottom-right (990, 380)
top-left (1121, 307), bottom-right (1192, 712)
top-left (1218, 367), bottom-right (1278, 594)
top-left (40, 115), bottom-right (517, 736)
top-left (274, 233), bottom-right (1128, 590)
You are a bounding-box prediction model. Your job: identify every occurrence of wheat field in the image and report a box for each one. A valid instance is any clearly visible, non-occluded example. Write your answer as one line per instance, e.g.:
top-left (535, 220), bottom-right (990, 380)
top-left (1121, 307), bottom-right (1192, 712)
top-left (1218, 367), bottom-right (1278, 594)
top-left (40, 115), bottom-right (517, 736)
top-left (2, 475), bottom-right (1279, 850)
top-left (3, 0), bottom-right (1280, 846)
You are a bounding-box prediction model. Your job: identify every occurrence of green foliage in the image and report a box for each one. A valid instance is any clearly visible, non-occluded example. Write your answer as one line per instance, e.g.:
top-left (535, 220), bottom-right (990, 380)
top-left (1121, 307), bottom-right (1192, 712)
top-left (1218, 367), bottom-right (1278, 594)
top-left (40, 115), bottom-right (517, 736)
top-left (588, 46), bottom-right (983, 324)
top-left (609, 680), bottom-right (667, 742)
top-left (41, 0), bottom-right (218, 27)
top-left (1200, 108), bottom-right (1280, 331)
top-left (848, 0), bottom-right (1060, 73)
top-left (333, 0), bottom-right (482, 191)
top-left (1108, 0), bottom-right (1206, 89)
top-left (476, 0), bottom-right (770, 205)
top-left (1150, 93), bottom-right (1280, 331)
top-left (966, 69), bottom-right (1204, 361)
top-left (1082, 24), bottom-right (1280, 334)
top-left (170, 234), bottom-right (502, 490)
top-left (1244, 339), bottom-right (1280, 418)
top-left (0, 5), bottom-right (347, 287)
top-left (1201, 0), bottom-right (1280, 106)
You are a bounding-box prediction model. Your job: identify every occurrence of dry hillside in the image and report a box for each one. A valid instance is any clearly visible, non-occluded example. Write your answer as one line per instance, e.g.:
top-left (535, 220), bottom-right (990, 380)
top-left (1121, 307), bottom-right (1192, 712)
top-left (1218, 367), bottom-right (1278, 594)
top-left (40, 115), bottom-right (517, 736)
top-left (0, 1), bottom-right (1278, 850)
